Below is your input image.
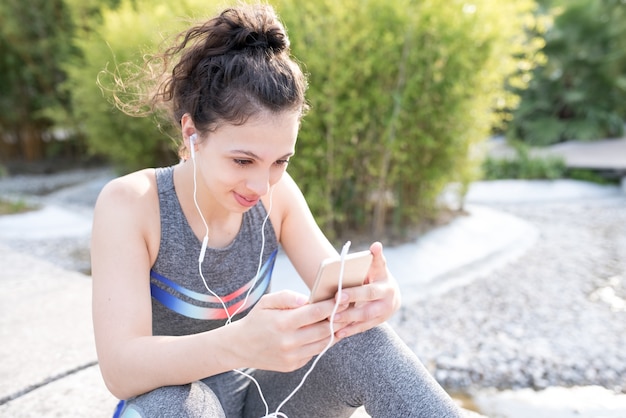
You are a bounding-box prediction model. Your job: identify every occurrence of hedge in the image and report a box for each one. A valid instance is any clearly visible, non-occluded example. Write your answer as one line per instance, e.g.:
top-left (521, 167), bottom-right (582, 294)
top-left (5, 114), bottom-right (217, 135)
top-left (66, 0), bottom-right (540, 239)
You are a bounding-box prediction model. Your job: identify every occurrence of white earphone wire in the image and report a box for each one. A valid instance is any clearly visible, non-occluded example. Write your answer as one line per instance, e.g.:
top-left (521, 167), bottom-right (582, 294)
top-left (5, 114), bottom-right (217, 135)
top-left (189, 142), bottom-right (351, 417)
top-left (225, 185), bottom-right (274, 325)
top-left (270, 241), bottom-right (351, 417)
top-left (190, 137), bottom-right (232, 318)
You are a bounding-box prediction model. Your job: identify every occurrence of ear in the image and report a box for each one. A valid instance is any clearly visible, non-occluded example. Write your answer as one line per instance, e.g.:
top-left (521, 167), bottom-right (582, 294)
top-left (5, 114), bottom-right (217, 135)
top-left (181, 113), bottom-right (197, 151)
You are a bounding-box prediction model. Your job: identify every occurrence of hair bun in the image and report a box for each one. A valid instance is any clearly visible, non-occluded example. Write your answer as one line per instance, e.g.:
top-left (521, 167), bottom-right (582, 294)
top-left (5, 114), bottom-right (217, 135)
top-left (218, 6), bottom-right (289, 53)
top-left (242, 28), bottom-right (287, 52)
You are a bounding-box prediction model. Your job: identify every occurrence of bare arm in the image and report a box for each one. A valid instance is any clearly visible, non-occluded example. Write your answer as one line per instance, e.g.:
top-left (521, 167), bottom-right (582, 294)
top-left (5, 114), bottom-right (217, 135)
top-left (91, 171), bottom-right (339, 399)
top-left (268, 173), bottom-right (339, 289)
top-left (272, 173), bottom-right (401, 338)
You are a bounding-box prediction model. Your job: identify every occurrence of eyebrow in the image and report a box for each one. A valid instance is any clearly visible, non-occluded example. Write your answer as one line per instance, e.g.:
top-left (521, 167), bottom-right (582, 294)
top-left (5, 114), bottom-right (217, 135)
top-left (230, 150), bottom-right (294, 160)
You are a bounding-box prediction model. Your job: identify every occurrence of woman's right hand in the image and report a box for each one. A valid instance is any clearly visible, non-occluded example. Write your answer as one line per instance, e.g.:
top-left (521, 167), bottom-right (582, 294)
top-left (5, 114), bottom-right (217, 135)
top-left (229, 290), bottom-right (345, 372)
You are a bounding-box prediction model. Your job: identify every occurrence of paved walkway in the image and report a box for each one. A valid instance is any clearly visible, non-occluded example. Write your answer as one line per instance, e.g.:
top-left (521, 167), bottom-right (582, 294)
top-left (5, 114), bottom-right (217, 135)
top-left (488, 136), bottom-right (626, 178)
top-left (544, 137), bottom-right (626, 171)
top-left (0, 246), bottom-right (114, 416)
top-left (1, 137), bottom-right (625, 417)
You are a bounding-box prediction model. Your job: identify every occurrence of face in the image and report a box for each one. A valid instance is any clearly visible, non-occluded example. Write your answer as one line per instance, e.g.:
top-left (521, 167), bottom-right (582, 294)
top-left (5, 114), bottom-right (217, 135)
top-left (190, 111), bottom-right (300, 213)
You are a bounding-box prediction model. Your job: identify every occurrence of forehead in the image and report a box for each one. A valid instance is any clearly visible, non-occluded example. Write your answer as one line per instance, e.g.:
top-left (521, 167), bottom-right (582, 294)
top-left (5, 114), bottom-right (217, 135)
top-left (211, 111), bottom-right (300, 155)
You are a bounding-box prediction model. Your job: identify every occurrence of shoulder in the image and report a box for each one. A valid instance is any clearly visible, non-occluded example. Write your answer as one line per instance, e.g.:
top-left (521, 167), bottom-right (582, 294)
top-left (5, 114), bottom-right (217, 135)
top-left (96, 168), bottom-right (157, 205)
top-left (93, 168), bottom-right (160, 235)
top-left (94, 168), bottom-right (162, 223)
top-left (92, 168), bottom-right (161, 262)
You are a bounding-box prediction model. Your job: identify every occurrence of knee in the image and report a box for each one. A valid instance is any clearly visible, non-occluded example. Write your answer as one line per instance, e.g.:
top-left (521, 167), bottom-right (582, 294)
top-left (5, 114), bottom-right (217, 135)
top-left (331, 323), bottom-right (418, 371)
top-left (121, 382), bottom-right (226, 418)
top-left (338, 323), bottom-right (399, 352)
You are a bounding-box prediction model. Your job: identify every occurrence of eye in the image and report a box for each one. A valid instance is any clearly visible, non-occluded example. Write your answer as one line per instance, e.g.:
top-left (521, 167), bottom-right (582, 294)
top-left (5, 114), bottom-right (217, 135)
top-left (275, 159), bottom-right (290, 166)
top-left (233, 159), bottom-right (253, 166)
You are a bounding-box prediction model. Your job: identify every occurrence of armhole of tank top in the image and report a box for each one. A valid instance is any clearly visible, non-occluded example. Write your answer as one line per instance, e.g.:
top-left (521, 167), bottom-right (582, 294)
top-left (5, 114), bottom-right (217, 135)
top-left (151, 167), bottom-right (169, 269)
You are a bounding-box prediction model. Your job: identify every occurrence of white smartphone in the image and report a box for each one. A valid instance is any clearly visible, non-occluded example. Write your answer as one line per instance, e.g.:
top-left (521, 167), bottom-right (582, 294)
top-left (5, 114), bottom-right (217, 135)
top-left (308, 250), bottom-right (373, 303)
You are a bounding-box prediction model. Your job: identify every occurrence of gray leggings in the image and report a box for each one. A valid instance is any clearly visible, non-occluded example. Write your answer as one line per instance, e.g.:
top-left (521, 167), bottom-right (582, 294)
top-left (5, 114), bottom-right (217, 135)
top-left (119, 324), bottom-right (463, 418)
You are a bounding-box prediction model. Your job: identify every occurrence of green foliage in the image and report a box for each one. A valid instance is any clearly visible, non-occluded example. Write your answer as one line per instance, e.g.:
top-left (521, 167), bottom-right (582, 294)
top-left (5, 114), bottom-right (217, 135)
top-left (63, 0), bottom-right (217, 171)
top-left (482, 142), bottom-right (618, 184)
top-left (566, 168), bottom-right (618, 185)
top-left (482, 141), bottom-right (566, 180)
top-left (63, 0), bottom-right (540, 239)
top-left (0, 0), bottom-right (75, 160)
top-left (64, 0), bottom-right (121, 28)
top-left (508, 0), bottom-right (626, 145)
top-left (274, 0), bottom-right (540, 238)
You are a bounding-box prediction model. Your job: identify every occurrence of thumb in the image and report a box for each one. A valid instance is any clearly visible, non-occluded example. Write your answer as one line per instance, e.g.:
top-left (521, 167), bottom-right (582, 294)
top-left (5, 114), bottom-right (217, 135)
top-left (257, 290), bottom-right (309, 310)
top-left (366, 241), bottom-right (388, 283)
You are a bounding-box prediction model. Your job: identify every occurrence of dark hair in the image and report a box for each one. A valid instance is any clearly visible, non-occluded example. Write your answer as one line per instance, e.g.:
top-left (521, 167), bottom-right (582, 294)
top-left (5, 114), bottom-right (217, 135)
top-left (151, 4), bottom-right (308, 140)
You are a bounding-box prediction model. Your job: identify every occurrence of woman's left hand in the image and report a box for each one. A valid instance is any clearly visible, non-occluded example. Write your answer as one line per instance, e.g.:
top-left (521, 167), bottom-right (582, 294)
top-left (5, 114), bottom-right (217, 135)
top-left (331, 241), bottom-right (401, 339)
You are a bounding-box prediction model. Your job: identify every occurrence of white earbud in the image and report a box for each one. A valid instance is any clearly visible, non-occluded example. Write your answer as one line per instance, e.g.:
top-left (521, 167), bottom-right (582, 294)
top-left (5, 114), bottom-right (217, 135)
top-left (189, 133), bottom-right (198, 160)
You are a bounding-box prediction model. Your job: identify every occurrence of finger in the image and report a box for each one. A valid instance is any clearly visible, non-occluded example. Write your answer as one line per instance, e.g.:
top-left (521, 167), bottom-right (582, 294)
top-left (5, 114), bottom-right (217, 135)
top-left (288, 333), bottom-right (340, 369)
top-left (279, 320), bottom-right (345, 369)
top-left (296, 314), bottom-right (348, 344)
top-left (332, 298), bottom-right (387, 324)
top-left (288, 298), bottom-right (339, 328)
top-left (366, 241), bottom-right (389, 283)
top-left (369, 241), bottom-right (383, 257)
top-left (258, 290), bottom-right (309, 310)
top-left (338, 282), bottom-right (390, 305)
top-left (272, 335), bottom-right (333, 373)
top-left (335, 319), bottom-right (379, 340)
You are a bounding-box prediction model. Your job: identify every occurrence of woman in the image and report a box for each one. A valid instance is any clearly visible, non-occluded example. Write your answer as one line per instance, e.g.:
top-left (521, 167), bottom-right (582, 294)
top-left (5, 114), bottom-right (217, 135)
top-left (91, 3), bottom-right (464, 417)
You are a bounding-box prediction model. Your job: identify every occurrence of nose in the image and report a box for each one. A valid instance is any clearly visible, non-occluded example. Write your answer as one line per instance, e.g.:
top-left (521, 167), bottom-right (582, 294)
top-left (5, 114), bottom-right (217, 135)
top-left (246, 170), bottom-right (270, 197)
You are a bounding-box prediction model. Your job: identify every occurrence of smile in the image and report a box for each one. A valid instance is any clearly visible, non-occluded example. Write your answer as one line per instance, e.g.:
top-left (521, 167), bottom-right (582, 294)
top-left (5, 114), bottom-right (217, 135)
top-left (233, 192), bottom-right (259, 208)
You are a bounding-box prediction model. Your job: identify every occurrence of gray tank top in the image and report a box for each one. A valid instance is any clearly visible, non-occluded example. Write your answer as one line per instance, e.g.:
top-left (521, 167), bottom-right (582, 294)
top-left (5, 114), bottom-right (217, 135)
top-left (150, 166), bottom-right (278, 336)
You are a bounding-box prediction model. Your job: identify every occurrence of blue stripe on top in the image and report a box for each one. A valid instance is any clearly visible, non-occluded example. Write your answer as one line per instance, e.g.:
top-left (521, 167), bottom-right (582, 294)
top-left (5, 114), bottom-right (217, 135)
top-left (150, 248), bottom-right (277, 320)
top-left (150, 166), bottom-right (280, 335)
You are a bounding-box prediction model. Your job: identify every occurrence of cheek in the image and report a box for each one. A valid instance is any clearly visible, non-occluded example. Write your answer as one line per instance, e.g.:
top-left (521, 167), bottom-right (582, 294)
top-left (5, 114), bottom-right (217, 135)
top-left (200, 160), bottom-right (237, 189)
top-left (269, 166), bottom-right (287, 185)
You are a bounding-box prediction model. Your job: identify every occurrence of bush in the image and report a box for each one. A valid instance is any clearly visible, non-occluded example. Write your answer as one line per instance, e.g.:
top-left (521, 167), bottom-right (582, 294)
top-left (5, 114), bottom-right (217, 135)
top-left (274, 0), bottom-right (540, 239)
top-left (66, 0), bottom-right (540, 239)
top-left (482, 141), bottom-right (566, 180)
top-left (64, 0), bottom-right (215, 171)
top-left (566, 168), bottom-right (619, 185)
top-left (508, 0), bottom-right (626, 145)
top-left (0, 0), bottom-right (75, 161)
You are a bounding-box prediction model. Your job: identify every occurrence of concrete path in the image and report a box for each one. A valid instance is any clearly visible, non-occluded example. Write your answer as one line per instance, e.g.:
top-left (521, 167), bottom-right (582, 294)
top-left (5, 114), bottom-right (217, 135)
top-left (0, 245), bottom-right (117, 417)
top-left (487, 136), bottom-right (626, 182)
top-left (544, 137), bottom-right (626, 171)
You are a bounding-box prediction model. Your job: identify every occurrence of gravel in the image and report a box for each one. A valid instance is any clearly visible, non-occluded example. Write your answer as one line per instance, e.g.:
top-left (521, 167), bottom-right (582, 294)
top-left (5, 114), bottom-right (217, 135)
top-left (390, 196), bottom-right (626, 394)
top-left (2, 169), bottom-right (626, 397)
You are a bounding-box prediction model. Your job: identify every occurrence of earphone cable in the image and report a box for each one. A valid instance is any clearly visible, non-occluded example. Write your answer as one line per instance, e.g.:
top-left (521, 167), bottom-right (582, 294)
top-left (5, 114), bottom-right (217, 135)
top-left (189, 153), bottom-right (352, 417)
top-left (270, 241), bottom-right (351, 417)
top-left (191, 148), bottom-right (232, 320)
top-left (226, 185), bottom-right (275, 325)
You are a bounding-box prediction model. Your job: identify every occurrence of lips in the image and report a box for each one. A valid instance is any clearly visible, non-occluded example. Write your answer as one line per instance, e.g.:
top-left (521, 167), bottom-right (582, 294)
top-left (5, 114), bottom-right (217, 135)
top-left (233, 192), bottom-right (259, 208)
